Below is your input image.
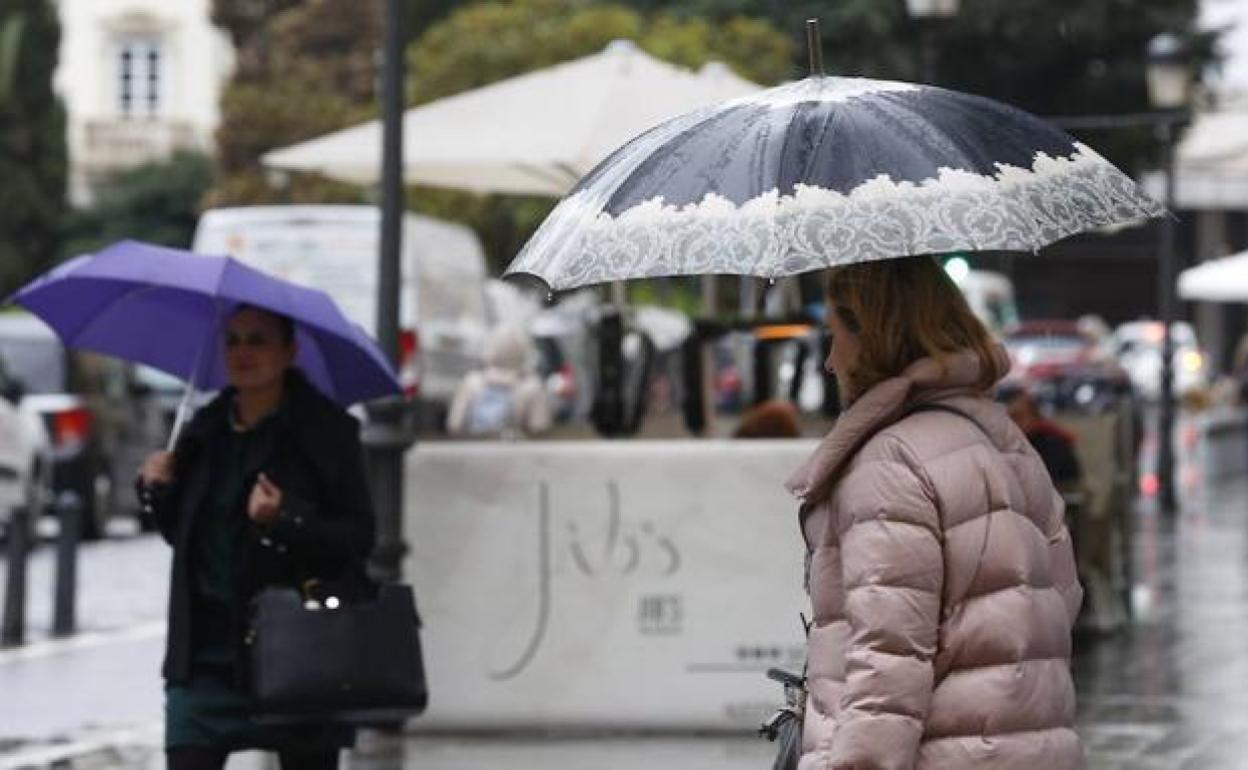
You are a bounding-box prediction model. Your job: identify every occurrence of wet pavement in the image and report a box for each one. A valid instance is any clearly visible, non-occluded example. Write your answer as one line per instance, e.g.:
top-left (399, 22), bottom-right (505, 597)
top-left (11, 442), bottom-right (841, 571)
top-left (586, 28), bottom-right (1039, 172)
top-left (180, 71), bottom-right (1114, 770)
top-left (4, 421), bottom-right (1248, 768)
top-left (1073, 475), bottom-right (1248, 770)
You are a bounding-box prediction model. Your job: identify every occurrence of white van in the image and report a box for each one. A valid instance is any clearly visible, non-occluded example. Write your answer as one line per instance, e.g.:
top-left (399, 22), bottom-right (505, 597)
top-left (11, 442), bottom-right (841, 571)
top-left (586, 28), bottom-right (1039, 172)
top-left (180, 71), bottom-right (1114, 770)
top-left (192, 205), bottom-right (490, 408)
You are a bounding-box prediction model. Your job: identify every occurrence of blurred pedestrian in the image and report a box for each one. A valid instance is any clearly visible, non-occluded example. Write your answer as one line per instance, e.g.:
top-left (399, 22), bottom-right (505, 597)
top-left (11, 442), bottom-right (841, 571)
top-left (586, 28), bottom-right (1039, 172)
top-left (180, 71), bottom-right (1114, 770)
top-left (136, 306), bottom-right (375, 770)
top-left (1001, 384), bottom-right (1083, 489)
top-left (447, 326), bottom-right (552, 438)
top-left (1232, 332), bottom-right (1248, 405)
top-left (733, 399), bottom-right (801, 439)
top-left (785, 256), bottom-right (1083, 769)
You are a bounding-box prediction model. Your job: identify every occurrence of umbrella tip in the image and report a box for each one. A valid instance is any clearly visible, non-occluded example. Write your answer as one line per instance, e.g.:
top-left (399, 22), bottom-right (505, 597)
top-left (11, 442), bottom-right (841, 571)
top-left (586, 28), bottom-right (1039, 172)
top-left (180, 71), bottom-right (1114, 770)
top-left (806, 19), bottom-right (825, 77)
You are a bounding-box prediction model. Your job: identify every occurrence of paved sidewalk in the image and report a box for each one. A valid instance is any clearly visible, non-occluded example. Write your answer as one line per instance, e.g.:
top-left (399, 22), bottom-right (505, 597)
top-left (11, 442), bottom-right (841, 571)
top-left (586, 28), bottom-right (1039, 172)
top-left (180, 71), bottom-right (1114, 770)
top-left (0, 531), bottom-right (169, 644)
top-left (1072, 477), bottom-right (1248, 769)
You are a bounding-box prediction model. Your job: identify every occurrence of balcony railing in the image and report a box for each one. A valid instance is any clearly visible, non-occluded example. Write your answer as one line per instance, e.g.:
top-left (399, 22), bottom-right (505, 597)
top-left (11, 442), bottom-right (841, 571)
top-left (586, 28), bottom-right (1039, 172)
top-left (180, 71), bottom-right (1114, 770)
top-left (79, 118), bottom-right (203, 171)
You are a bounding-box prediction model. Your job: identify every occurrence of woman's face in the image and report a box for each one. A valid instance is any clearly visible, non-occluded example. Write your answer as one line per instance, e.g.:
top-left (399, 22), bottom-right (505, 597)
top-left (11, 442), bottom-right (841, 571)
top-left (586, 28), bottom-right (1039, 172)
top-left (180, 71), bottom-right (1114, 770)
top-left (223, 308), bottom-right (295, 392)
top-left (825, 303), bottom-right (861, 402)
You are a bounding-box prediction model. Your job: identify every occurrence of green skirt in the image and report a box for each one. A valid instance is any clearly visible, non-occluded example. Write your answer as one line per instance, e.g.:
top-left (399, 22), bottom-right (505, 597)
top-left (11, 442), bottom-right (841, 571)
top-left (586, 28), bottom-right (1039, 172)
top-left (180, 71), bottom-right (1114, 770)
top-left (165, 664), bottom-right (354, 752)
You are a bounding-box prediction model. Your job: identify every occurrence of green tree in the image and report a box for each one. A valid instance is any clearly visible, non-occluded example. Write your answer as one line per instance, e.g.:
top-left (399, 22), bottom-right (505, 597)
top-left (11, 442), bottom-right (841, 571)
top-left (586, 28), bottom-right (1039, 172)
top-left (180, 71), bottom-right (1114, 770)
top-left (210, 0), bottom-right (303, 81)
top-left (59, 151), bottom-right (215, 259)
top-left (622, 0), bottom-right (1215, 170)
top-left (409, 0), bottom-right (792, 103)
top-left (208, 0), bottom-right (381, 206)
top-left (0, 0), bottom-right (66, 298)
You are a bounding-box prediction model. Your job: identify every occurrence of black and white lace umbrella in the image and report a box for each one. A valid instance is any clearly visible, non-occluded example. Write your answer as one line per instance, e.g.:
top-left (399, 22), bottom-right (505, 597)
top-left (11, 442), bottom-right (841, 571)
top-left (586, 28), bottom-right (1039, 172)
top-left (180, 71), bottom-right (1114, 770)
top-left (506, 74), bottom-right (1165, 291)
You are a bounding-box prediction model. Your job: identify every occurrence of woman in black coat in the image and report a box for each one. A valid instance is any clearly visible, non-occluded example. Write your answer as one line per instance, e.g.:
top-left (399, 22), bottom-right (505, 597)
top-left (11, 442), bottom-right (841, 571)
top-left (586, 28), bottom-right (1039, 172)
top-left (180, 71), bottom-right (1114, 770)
top-left (137, 306), bottom-right (376, 770)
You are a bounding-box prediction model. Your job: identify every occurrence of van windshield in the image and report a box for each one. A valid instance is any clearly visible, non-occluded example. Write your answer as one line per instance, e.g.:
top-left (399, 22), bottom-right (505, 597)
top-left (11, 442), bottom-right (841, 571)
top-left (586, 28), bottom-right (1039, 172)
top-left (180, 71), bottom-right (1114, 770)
top-left (0, 336), bottom-right (66, 394)
top-left (418, 272), bottom-right (485, 323)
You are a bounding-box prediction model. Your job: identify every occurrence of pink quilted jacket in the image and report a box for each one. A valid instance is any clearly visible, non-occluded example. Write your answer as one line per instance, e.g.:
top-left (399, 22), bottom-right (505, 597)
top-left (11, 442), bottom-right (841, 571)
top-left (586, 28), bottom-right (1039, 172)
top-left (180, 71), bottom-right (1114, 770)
top-left (786, 347), bottom-right (1084, 770)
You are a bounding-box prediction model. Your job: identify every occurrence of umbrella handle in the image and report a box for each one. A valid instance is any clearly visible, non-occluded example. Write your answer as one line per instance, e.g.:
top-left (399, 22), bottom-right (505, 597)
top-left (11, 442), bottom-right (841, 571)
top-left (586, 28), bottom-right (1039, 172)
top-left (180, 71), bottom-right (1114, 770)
top-left (165, 320), bottom-right (215, 451)
top-left (166, 381), bottom-right (198, 452)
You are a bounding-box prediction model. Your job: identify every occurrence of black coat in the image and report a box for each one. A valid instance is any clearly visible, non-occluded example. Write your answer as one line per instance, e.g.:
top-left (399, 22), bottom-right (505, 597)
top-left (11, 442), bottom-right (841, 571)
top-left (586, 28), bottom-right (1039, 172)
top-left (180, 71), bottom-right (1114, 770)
top-left (142, 369), bottom-right (376, 685)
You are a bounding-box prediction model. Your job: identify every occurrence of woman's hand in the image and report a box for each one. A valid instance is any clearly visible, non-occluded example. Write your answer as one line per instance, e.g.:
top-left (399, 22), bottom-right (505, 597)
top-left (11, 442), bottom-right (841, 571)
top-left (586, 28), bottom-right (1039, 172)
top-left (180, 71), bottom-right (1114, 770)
top-left (248, 473), bottom-right (283, 526)
top-left (139, 451), bottom-right (174, 486)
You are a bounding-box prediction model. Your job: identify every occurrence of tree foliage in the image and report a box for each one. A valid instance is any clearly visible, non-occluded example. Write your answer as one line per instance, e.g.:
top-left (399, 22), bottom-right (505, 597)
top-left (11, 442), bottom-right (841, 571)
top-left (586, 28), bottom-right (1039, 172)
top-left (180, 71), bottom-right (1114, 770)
top-left (208, 0), bottom-right (381, 206)
top-left (624, 0), bottom-right (1215, 169)
top-left (0, 0), bottom-right (66, 298)
top-left (409, 0), bottom-right (792, 105)
top-left (60, 151), bottom-right (215, 258)
top-left (210, 0), bottom-right (303, 81)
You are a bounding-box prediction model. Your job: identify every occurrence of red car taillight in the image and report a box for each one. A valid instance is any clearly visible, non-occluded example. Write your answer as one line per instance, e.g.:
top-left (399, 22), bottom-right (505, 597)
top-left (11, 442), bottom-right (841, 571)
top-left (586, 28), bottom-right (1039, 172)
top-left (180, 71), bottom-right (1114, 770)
top-left (53, 407), bottom-right (93, 448)
top-left (399, 329), bottom-right (421, 399)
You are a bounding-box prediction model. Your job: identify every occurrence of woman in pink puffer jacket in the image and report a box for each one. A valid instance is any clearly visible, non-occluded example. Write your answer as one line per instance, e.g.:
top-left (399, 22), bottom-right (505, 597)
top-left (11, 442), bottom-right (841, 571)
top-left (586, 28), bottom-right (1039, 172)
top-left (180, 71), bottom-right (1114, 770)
top-left (786, 257), bottom-right (1084, 770)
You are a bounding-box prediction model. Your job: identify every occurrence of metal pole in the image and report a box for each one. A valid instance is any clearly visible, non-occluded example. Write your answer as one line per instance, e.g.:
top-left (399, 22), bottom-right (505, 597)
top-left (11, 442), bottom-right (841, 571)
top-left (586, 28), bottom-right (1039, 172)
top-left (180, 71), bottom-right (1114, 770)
top-left (378, 0), bottom-right (403, 368)
top-left (53, 492), bottom-right (81, 637)
top-left (700, 276), bottom-right (717, 318)
top-left (366, 0), bottom-right (414, 585)
top-left (805, 19), bottom-right (824, 77)
top-left (2, 506), bottom-right (32, 646)
top-left (920, 21), bottom-right (938, 84)
top-left (1156, 119), bottom-right (1178, 514)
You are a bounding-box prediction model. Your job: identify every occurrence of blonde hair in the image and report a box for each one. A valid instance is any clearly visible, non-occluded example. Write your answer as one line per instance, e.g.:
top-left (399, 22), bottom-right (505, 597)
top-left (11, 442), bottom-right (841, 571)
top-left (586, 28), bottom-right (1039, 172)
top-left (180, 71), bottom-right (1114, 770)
top-left (825, 256), bottom-right (999, 399)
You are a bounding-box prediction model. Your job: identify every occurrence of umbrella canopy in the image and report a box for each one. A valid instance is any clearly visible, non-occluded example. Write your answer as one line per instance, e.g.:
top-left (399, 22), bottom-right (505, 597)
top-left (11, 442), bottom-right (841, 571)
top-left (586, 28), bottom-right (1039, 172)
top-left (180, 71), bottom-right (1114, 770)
top-left (262, 41), bottom-right (760, 197)
top-left (506, 76), bottom-right (1166, 291)
top-left (9, 240), bottom-right (400, 407)
top-left (1178, 249), bottom-right (1248, 302)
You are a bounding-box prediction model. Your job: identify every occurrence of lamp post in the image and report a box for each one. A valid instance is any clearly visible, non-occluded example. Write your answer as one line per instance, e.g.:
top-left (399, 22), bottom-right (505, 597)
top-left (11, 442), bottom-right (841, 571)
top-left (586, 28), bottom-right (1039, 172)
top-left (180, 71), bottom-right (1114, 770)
top-left (905, 0), bottom-right (960, 83)
top-left (1146, 33), bottom-right (1193, 515)
top-left (365, 0), bottom-right (415, 584)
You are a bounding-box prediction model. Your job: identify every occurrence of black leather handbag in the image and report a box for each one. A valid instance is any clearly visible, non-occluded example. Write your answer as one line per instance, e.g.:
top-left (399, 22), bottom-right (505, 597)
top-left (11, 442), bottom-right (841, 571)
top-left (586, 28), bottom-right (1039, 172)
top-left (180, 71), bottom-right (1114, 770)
top-left (248, 581), bottom-right (428, 724)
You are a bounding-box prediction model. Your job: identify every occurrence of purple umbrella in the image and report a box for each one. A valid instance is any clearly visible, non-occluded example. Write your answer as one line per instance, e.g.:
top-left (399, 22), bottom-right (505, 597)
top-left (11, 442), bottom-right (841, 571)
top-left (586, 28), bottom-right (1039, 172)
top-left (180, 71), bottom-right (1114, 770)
top-left (9, 240), bottom-right (400, 446)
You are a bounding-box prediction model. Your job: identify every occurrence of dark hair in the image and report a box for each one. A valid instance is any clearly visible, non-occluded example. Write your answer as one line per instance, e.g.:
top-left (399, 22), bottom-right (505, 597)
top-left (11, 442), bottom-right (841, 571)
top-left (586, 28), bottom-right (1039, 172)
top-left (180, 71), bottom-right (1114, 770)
top-left (232, 305), bottom-right (296, 345)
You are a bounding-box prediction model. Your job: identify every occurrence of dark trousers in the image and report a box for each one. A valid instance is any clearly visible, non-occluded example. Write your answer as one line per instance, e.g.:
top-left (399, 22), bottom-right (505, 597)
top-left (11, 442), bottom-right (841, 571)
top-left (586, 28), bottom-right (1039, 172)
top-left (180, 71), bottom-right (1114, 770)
top-left (166, 746), bottom-right (339, 770)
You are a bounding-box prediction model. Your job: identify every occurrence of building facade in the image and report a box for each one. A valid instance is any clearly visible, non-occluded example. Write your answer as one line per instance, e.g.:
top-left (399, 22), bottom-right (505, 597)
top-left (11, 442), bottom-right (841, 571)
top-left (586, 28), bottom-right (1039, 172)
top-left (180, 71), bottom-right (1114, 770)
top-left (54, 0), bottom-right (233, 204)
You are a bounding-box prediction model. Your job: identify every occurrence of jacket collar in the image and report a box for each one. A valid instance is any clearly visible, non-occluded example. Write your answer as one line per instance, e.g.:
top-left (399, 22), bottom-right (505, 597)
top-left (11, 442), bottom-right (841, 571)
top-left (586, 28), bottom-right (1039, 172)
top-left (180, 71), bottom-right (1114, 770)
top-left (785, 344), bottom-right (1010, 504)
top-left (179, 368), bottom-right (322, 447)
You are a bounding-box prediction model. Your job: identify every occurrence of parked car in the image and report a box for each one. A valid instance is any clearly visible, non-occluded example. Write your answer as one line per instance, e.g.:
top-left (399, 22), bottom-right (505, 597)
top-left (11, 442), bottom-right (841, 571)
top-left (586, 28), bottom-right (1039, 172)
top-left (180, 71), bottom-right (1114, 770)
top-left (1111, 320), bottom-right (1210, 401)
top-left (0, 351), bottom-right (49, 538)
top-left (1003, 320), bottom-right (1133, 413)
top-left (0, 313), bottom-right (167, 539)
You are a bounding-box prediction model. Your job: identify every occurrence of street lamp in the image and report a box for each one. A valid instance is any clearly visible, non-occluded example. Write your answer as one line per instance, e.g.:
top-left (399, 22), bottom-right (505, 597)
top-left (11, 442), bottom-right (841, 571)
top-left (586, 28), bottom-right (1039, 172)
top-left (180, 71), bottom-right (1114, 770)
top-left (906, 0), bottom-right (960, 83)
top-left (1146, 32), bottom-right (1193, 515)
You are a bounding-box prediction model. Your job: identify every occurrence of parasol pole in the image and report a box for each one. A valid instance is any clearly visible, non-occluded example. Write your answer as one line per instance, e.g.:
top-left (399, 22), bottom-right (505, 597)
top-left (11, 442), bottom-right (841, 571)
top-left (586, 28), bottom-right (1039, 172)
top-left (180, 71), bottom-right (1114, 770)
top-left (806, 19), bottom-right (824, 77)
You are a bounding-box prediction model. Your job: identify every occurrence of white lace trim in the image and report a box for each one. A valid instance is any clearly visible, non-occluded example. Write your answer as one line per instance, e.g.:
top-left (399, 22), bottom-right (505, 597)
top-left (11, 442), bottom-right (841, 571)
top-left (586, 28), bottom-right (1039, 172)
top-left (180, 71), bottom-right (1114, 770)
top-left (509, 143), bottom-right (1165, 290)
